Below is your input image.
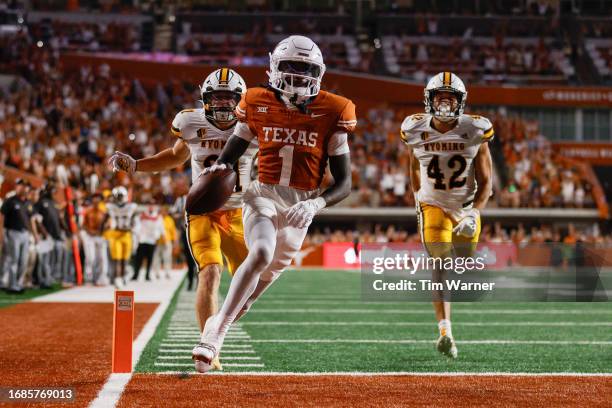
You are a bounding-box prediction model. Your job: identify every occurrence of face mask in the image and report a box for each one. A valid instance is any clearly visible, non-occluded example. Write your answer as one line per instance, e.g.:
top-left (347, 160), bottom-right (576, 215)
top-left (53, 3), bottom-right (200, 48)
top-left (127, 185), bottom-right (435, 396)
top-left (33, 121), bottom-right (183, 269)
top-left (435, 101), bottom-right (455, 122)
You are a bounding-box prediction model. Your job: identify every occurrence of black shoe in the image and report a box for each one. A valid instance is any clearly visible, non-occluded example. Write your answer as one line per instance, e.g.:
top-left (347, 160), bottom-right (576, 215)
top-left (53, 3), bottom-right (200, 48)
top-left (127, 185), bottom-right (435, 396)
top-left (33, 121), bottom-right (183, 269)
top-left (6, 288), bottom-right (25, 294)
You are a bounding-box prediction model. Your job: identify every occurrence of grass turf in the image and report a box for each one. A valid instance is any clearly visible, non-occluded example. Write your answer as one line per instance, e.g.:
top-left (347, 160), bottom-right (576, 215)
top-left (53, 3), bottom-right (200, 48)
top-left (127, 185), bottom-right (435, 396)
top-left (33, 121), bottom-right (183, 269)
top-left (137, 269), bottom-right (612, 373)
top-left (0, 283), bottom-right (62, 308)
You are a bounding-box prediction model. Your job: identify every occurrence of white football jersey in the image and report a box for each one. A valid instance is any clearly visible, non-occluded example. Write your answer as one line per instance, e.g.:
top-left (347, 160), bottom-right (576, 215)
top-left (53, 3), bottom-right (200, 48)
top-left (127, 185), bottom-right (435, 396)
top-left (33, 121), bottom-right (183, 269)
top-left (106, 202), bottom-right (139, 230)
top-left (400, 113), bottom-right (494, 220)
top-left (171, 108), bottom-right (257, 210)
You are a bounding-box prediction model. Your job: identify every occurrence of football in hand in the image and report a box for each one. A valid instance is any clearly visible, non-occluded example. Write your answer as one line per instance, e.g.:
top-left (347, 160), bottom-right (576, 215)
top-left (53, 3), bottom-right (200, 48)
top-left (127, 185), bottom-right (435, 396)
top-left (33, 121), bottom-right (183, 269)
top-left (186, 168), bottom-right (236, 215)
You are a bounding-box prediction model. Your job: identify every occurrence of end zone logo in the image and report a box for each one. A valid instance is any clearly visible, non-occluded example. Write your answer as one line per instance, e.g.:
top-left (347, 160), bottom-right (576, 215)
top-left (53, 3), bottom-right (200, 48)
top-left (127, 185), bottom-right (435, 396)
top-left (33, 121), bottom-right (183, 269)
top-left (117, 296), bottom-right (133, 311)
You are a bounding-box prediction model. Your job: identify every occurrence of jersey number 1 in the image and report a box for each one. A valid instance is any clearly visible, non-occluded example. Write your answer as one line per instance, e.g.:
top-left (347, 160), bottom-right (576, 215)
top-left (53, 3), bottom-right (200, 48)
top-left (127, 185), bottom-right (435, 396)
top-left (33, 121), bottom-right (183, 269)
top-left (427, 154), bottom-right (467, 190)
top-left (278, 145), bottom-right (294, 186)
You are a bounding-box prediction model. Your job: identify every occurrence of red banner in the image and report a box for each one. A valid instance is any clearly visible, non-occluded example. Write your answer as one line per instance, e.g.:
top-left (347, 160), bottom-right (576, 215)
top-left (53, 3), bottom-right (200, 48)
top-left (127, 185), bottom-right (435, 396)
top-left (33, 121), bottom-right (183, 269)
top-left (554, 143), bottom-right (612, 165)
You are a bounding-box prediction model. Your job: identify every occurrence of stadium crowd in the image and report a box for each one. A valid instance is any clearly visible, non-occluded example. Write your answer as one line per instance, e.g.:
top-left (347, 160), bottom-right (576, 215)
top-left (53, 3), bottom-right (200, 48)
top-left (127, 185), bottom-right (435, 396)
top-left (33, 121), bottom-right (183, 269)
top-left (0, 35), bottom-right (606, 294)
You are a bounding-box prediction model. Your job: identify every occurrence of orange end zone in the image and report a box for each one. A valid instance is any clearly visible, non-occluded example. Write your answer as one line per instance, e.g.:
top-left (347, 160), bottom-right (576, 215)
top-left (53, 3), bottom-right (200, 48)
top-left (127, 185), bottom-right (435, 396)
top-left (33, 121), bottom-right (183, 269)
top-left (0, 302), bottom-right (157, 408)
top-left (118, 374), bottom-right (612, 408)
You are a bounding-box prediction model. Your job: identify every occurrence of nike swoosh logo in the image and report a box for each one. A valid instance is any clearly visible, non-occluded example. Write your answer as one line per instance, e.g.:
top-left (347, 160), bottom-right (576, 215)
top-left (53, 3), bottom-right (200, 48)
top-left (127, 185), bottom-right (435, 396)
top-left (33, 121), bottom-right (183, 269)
top-left (311, 113), bottom-right (327, 118)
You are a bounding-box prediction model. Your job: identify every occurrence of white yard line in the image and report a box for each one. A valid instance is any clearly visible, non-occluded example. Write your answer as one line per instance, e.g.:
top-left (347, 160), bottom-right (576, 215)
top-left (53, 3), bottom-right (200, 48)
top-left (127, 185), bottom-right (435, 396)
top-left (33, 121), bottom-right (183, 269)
top-left (238, 321), bottom-right (612, 327)
top-left (154, 371), bottom-right (612, 377)
top-left (157, 356), bottom-right (261, 360)
top-left (88, 270), bottom-right (186, 408)
top-left (159, 349), bottom-right (256, 354)
top-left (248, 308), bottom-right (612, 315)
top-left (242, 339), bottom-right (612, 345)
top-left (154, 362), bottom-right (264, 368)
top-left (160, 342), bottom-right (255, 347)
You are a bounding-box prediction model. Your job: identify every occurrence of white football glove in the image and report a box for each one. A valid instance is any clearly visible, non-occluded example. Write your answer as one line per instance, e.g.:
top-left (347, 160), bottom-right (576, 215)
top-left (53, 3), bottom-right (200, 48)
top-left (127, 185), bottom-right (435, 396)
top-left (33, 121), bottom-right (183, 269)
top-left (200, 163), bottom-right (229, 177)
top-left (452, 208), bottom-right (480, 238)
top-left (286, 197), bottom-right (326, 229)
top-left (108, 151), bottom-right (136, 175)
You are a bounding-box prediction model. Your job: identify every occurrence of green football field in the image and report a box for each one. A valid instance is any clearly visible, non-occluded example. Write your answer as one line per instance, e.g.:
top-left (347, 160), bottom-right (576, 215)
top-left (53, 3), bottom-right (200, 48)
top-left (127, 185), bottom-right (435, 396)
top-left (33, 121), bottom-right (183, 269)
top-left (137, 269), bottom-right (612, 374)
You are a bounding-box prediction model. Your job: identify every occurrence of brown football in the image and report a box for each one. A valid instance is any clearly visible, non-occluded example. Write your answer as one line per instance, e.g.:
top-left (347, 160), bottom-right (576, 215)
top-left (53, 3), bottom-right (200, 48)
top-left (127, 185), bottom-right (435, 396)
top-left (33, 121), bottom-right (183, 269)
top-left (186, 168), bottom-right (236, 215)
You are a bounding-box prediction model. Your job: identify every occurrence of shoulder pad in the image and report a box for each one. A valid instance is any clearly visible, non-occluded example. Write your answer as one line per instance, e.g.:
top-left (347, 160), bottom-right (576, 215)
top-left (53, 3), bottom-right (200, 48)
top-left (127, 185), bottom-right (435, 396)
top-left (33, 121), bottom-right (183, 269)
top-left (400, 114), bottom-right (428, 144)
top-left (244, 87), bottom-right (271, 105)
top-left (401, 114), bottom-right (428, 131)
top-left (171, 109), bottom-right (197, 137)
top-left (467, 114), bottom-right (493, 131)
top-left (466, 114), bottom-right (494, 141)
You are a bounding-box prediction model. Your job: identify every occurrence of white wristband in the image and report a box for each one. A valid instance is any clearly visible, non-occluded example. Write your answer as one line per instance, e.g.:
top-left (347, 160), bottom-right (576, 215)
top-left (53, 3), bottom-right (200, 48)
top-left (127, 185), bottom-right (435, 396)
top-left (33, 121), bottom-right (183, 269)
top-left (313, 197), bottom-right (327, 212)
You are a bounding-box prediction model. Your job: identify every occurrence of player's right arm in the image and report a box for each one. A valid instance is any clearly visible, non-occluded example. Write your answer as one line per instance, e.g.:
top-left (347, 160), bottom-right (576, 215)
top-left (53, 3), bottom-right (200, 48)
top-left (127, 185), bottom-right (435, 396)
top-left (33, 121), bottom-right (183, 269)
top-left (134, 139), bottom-right (190, 172)
top-left (406, 146), bottom-right (421, 193)
top-left (400, 115), bottom-right (422, 197)
top-left (109, 110), bottom-right (194, 174)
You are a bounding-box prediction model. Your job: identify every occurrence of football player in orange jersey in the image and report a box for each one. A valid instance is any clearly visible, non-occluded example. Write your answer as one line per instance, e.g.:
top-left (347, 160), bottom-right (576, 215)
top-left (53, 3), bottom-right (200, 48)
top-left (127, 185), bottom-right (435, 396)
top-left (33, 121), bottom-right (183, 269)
top-left (192, 35), bottom-right (356, 372)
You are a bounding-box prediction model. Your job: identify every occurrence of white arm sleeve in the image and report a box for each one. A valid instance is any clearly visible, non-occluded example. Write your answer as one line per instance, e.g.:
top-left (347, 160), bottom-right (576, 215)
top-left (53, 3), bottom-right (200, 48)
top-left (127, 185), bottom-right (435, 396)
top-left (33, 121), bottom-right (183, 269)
top-left (234, 121), bottom-right (256, 142)
top-left (327, 131), bottom-right (350, 156)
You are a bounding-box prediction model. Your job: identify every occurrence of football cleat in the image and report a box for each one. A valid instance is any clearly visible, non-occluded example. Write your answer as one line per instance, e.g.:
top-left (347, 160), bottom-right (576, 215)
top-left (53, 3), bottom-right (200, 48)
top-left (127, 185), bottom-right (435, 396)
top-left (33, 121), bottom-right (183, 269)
top-left (436, 335), bottom-right (458, 359)
top-left (192, 315), bottom-right (224, 373)
top-left (192, 342), bottom-right (217, 373)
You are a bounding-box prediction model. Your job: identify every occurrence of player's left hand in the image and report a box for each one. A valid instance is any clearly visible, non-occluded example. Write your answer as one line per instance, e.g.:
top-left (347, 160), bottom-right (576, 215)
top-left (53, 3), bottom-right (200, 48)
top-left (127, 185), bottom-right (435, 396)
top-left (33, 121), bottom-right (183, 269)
top-left (108, 151), bottom-right (136, 174)
top-left (286, 197), bottom-right (326, 229)
top-left (452, 208), bottom-right (480, 238)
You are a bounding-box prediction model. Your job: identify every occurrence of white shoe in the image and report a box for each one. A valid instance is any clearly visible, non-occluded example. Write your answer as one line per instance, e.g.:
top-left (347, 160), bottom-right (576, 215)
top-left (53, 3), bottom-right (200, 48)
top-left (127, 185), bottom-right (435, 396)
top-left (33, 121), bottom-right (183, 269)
top-left (192, 315), bottom-right (224, 373)
top-left (192, 343), bottom-right (217, 373)
top-left (113, 277), bottom-right (123, 289)
top-left (436, 334), bottom-right (458, 359)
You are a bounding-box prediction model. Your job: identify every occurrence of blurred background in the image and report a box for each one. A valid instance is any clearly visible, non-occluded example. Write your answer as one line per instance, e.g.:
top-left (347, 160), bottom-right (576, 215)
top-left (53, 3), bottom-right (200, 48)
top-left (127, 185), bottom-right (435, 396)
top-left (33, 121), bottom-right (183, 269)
top-left (0, 0), bottom-right (611, 290)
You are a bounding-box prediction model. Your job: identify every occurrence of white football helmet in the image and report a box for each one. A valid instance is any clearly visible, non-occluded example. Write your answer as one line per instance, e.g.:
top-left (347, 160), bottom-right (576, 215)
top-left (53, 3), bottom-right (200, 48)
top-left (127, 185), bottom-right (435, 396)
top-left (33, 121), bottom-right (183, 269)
top-left (268, 35), bottom-right (326, 103)
top-left (112, 186), bottom-right (128, 205)
top-left (424, 72), bottom-right (467, 122)
top-left (200, 68), bottom-right (246, 126)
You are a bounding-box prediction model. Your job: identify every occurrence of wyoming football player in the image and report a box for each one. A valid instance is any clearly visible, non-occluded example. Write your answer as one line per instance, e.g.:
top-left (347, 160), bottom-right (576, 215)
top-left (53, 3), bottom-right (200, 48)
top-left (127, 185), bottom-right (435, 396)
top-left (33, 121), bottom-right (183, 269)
top-left (400, 72), bottom-right (493, 359)
top-left (109, 68), bottom-right (256, 370)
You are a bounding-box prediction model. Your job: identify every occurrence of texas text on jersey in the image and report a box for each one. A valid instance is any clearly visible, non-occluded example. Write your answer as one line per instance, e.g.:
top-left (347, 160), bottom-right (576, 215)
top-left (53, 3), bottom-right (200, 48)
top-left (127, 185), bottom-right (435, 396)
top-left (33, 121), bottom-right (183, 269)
top-left (400, 113), bottom-right (494, 220)
top-left (233, 87), bottom-right (356, 191)
top-left (171, 108), bottom-right (258, 209)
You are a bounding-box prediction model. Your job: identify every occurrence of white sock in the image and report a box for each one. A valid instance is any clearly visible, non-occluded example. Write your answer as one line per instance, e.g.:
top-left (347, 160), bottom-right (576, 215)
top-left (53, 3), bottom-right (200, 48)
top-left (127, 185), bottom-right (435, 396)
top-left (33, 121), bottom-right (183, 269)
top-left (202, 217), bottom-right (277, 348)
top-left (438, 319), bottom-right (453, 338)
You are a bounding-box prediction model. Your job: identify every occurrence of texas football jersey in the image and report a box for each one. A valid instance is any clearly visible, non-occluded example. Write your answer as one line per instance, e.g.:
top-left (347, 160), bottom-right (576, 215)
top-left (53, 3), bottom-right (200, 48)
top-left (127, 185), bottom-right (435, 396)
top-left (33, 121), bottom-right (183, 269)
top-left (171, 108), bottom-right (257, 210)
top-left (400, 113), bottom-right (494, 218)
top-left (106, 202), bottom-right (138, 231)
top-left (234, 87), bottom-right (356, 191)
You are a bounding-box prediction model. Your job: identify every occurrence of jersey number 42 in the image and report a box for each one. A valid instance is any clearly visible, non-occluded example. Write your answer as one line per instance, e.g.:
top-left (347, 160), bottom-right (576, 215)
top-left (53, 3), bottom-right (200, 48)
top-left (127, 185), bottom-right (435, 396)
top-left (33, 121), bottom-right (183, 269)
top-left (427, 154), bottom-right (467, 190)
